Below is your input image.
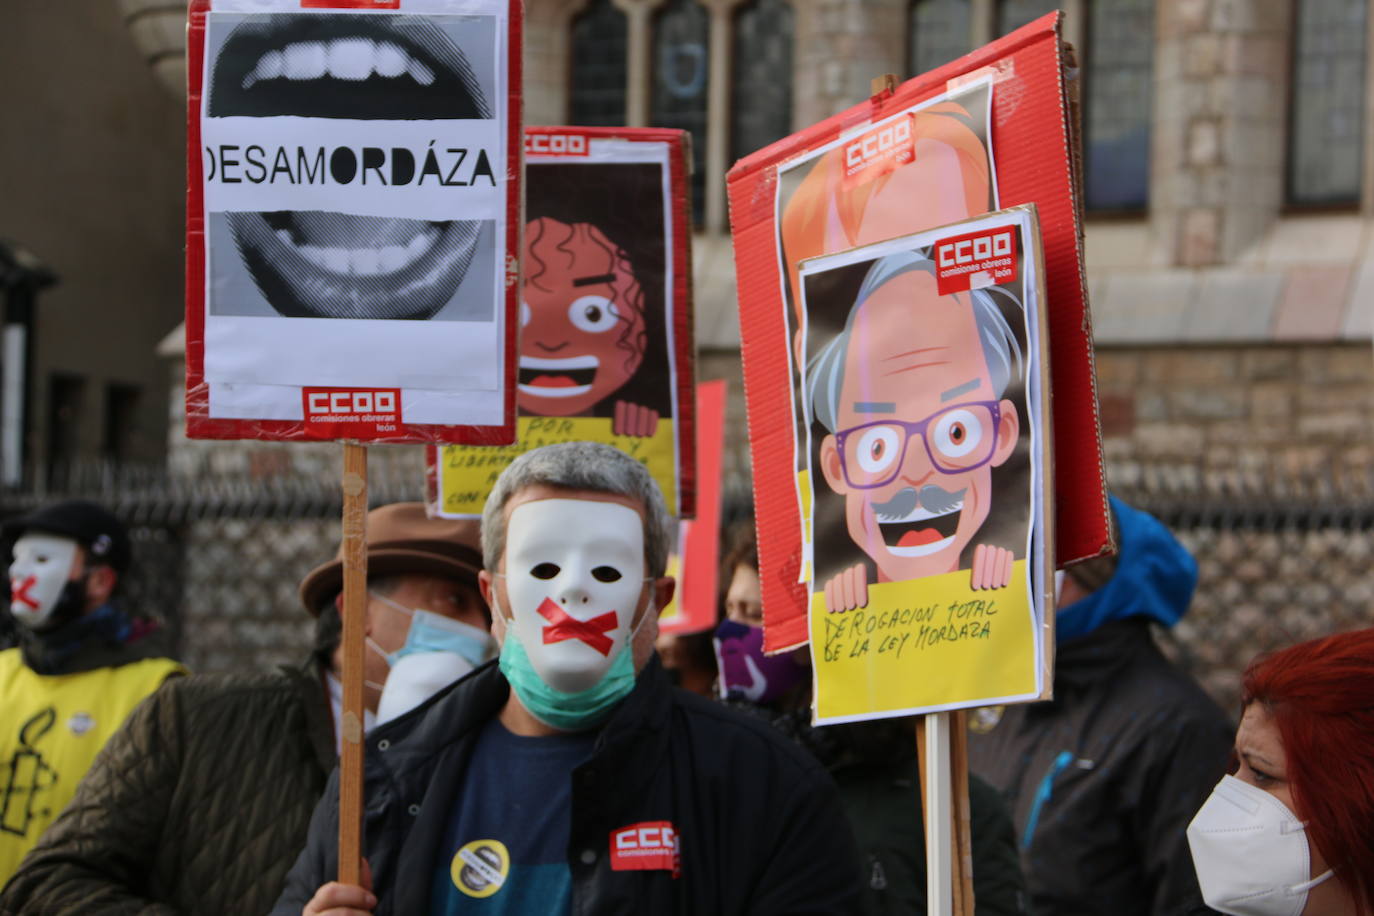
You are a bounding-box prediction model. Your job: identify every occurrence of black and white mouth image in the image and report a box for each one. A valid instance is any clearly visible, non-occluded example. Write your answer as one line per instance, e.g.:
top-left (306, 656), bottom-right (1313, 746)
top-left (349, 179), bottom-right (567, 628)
top-left (208, 14), bottom-right (492, 120)
top-left (226, 211), bottom-right (482, 319)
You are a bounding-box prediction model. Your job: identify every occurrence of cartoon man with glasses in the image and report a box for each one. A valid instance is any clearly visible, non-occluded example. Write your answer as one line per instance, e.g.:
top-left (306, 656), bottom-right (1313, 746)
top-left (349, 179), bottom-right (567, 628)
top-left (807, 249), bottom-right (1023, 612)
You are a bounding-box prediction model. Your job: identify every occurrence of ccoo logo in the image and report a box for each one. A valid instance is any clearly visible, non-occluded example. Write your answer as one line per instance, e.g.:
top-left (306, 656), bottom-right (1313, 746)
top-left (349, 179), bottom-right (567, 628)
top-left (305, 390), bottom-right (398, 415)
top-left (525, 133), bottom-right (589, 157)
top-left (937, 230), bottom-right (1013, 268)
top-left (845, 118), bottom-right (913, 170)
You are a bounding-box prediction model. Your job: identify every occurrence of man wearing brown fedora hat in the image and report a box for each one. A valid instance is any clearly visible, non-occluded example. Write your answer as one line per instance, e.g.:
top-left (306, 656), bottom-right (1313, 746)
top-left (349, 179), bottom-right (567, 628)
top-left (1, 502), bottom-right (493, 916)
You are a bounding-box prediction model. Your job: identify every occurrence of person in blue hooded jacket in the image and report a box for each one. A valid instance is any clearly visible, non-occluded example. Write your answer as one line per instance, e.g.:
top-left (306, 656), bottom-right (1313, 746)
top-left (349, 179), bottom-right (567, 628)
top-left (966, 496), bottom-right (1232, 916)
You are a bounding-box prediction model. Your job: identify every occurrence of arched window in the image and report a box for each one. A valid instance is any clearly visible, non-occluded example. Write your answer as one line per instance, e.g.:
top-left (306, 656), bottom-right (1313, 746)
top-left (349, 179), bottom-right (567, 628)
top-left (908, 0), bottom-right (971, 77)
top-left (731, 0), bottom-right (794, 164)
top-left (1083, 0), bottom-right (1152, 211)
top-left (996, 0), bottom-right (1055, 36)
top-left (652, 0), bottom-right (711, 220)
top-left (569, 0), bottom-right (630, 126)
top-left (1289, 0), bottom-right (1367, 206)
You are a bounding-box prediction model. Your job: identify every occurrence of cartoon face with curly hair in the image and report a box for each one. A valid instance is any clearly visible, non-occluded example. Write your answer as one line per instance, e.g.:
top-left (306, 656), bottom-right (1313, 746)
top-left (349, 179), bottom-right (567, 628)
top-left (519, 217), bottom-right (649, 418)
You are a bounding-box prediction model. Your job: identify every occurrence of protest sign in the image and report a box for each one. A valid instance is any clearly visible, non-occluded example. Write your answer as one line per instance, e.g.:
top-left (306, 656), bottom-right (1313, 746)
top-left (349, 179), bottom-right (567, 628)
top-left (799, 207), bottom-right (1052, 722)
top-left (184, 0), bottom-right (523, 886)
top-left (432, 127), bottom-right (695, 515)
top-left (186, 0), bottom-right (522, 444)
top-left (728, 12), bottom-right (1104, 654)
top-left (658, 380), bottom-right (726, 635)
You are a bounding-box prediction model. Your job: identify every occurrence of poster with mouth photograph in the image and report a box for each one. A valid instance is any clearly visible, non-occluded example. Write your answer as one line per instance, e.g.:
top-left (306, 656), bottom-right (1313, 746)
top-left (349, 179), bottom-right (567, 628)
top-left (430, 127), bottom-right (696, 517)
top-left (798, 207), bottom-right (1052, 724)
top-left (185, 0), bottom-right (522, 443)
top-left (726, 15), bottom-right (1110, 655)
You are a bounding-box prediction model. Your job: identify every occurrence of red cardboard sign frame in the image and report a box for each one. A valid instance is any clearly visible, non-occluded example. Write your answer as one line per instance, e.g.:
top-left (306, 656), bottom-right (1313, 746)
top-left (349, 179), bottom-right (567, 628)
top-left (185, 0), bottom-right (523, 445)
top-left (659, 379), bottom-right (727, 634)
top-left (727, 13), bottom-right (1110, 651)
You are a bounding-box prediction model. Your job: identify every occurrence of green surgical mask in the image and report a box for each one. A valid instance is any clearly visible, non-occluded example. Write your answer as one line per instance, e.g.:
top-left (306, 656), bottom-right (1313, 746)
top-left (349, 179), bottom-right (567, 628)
top-left (498, 626), bottom-right (637, 732)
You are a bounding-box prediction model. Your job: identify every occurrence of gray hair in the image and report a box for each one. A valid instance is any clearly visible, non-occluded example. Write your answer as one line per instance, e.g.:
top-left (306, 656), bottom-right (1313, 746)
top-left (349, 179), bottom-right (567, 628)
top-left (807, 249), bottom-right (1024, 433)
top-left (480, 441), bottom-right (671, 578)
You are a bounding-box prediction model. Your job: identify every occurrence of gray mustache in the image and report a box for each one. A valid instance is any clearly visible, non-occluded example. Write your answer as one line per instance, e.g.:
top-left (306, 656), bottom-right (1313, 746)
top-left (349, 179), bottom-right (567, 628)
top-left (871, 485), bottom-right (966, 521)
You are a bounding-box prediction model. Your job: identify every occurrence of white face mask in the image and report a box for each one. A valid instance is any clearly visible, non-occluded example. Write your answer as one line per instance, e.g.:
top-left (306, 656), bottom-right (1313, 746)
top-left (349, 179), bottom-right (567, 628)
top-left (9, 534), bottom-right (80, 628)
top-left (1187, 775), bottom-right (1334, 916)
top-left (501, 498), bottom-right (648, 694)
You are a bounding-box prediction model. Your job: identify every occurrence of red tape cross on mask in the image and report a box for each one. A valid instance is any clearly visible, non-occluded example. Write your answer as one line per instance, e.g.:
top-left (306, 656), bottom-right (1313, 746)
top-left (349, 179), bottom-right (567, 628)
top-left (11, 576), bottom-right (39, 609)
top-left (537, 597), bottom-right (618, 656)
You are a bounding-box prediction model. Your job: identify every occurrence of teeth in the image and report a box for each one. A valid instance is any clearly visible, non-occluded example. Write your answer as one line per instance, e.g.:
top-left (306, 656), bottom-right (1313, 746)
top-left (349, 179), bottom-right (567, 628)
top-left (243, 38), bottom-right (440, 88)
top-left (287, 229), bottom-right (439, 276)
top-left (283, 41), bottom-right (327, 80)
top-left (374, 42), bottom-right (407, 78)
top-left (255, 49), bottom-right (284, 83)
top-left (405, 234), bottom-right (431, 257)
top-left (519, 355), bottom-right (600, 371)
top-left (407, 60), bottom-right (435, 85)
top-left (326, 37), bottom-right (373, 81)
top-left (378, 245), bottom-right (408, 272)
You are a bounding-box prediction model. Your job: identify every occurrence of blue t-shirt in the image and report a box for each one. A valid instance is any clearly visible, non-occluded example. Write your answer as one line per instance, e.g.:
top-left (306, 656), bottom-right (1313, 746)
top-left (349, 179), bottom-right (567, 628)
top-left (431, 718), bottom-right (596, 914)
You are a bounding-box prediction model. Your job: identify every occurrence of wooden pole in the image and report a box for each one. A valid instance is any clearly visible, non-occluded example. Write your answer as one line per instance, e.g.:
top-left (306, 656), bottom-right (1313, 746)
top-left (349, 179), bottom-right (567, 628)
top-left (951, 710), bottom-right (975, 916)
top-left (338, 442), bottom-right (368, 885)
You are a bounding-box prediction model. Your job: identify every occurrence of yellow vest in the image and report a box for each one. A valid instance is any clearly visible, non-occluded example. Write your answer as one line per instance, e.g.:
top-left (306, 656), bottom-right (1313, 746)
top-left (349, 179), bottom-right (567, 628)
top-left (0, 647), bottom-right (185, 882)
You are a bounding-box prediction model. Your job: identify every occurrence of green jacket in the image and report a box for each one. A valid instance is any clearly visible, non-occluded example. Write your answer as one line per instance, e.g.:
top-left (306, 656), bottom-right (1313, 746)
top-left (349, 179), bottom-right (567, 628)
top-left (0, 660), bottom-right (335, 916)
top-left (834, 755), bottom-right (1026, 915)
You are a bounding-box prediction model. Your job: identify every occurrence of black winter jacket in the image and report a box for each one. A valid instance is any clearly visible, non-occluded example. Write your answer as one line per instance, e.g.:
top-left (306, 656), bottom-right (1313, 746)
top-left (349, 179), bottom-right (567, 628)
top-left (967, 619), bottom-right (1231, 916)
top-left (0, 660), bottom-right (335, 916)
top-left (272, 657), bottom-right (864, 915)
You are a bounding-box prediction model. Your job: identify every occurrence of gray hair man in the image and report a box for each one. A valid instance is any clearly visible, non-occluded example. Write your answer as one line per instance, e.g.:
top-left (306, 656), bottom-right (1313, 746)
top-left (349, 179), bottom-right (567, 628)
top-left (283, 441), bottom-right (863, 916)
top-left (805, 248), bottom-right (1025, 610)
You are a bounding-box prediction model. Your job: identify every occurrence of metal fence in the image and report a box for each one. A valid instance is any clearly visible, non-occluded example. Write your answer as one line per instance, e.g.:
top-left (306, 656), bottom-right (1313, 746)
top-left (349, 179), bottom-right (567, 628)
top-left (2, 459), bottom-right (1370, 712)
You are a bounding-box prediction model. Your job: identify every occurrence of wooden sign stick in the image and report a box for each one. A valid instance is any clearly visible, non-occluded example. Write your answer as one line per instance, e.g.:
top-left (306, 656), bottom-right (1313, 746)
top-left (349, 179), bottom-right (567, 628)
top-left (338, 442), bottom-right (369, 886)
top-left (950, 710), bottom-right (976, 915)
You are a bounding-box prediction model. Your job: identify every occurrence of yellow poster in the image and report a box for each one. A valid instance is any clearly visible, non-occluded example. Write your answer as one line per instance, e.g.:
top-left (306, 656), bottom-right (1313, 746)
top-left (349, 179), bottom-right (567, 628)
top-left (810, 564), bottom-right (1037, 721)
top-left (439, 416), bottom-right (678, 516)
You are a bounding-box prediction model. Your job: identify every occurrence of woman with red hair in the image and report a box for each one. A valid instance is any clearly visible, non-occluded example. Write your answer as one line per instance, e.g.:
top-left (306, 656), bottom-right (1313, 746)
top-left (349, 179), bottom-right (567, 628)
top-left (1187, 628), bottom-right (1374, 915)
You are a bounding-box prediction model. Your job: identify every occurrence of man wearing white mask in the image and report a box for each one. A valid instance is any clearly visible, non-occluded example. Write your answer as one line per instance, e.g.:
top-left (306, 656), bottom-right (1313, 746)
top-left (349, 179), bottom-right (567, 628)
top-left (0, 500), bottom-right (186, 886)
top-left (278, 442), bottom-right (862, 916)
top-left (1, 503), bottom-right (492, 916)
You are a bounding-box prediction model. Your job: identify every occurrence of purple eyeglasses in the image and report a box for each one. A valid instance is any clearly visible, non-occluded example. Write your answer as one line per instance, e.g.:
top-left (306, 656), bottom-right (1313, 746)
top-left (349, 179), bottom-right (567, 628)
top-left (833, 400), bottom-right (1002, 489)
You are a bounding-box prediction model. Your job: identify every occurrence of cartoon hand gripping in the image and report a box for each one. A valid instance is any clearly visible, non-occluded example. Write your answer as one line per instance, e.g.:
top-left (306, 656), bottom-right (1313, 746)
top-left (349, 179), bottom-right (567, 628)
top-left (613, 400), bottom-right (660, 438)
top-left (970, 544), bottom-right (1014, 591)
top-left (823, 562), bottom-right (870, 612)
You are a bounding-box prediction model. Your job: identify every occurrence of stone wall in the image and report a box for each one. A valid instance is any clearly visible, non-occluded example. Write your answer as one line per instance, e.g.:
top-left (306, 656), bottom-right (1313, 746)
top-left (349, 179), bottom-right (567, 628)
top-left (1096, 343), bottom-right (1373, 480)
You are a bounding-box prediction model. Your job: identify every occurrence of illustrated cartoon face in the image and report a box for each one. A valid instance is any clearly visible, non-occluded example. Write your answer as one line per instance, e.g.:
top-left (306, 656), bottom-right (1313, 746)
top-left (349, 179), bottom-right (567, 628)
top-left (519, 218), bottom-right (647, 416)
top-left (818, 271), bottom-right (1019, 583)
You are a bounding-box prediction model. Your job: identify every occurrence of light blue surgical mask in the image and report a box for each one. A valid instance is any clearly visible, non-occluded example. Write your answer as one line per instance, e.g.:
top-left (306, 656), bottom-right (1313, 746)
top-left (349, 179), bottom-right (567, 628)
top-left (367, 591), bottom-right (494, 669)
top-left (494, 595), bottom-right (643, 732)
